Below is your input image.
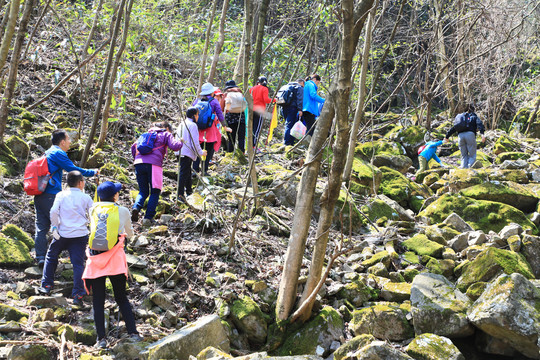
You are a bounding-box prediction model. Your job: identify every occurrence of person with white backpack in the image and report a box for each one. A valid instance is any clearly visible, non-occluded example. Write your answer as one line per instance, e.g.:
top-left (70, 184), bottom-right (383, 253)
top-left (223, 80), bottom-right (247, 152)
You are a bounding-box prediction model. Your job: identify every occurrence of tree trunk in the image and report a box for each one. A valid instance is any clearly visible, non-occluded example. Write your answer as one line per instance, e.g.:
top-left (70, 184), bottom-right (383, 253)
top-left (23, 0), bottom-right (52, 59)
top-left (207, 0), bottom-right (229, 83)
top-left (81, 0), bottom-right (105, 75)
top-left (432, 0), bottom-right (455, 112)
top-left (81, 0), bottom-right (126, 166)
top-left (197, 0), bottom-right (217, 94)
top-left (0, 0), bottom-right (20, 73)
top-left (343, 0), bottom-right (378, 183)
top-left (250, 0), bottom-right (270, 84)
top-left (0, 2), bottom-right (11, 42)
top-left (232, 29), bottom-right (245, 84)
top-left (0, 0), bottom-right (34, 143)
top-left (97, 0), bottom-right (133, 149)
top-left (297, 0), bottom-right (374, 322)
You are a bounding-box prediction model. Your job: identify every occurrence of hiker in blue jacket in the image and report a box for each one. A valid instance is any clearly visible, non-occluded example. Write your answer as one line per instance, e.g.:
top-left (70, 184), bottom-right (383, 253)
top-left (416, 140), bottom-right (446, 176)
top-left (302, 74), bottom-right (325, 137)
top-left (35, 130), bottom-right (99, 266)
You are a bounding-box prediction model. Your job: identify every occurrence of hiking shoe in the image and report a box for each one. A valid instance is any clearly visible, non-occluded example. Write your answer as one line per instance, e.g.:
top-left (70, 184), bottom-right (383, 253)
top-left (131, 208), bottom-right (139, 223)
top-left (128, 333), bottom-right (143, 342)
top-left (95, 338), bottom-right (107, 349)
top-left (73, 295), bottom-right (84, 307)
top-left (37, 285), bottom-right (52, 295)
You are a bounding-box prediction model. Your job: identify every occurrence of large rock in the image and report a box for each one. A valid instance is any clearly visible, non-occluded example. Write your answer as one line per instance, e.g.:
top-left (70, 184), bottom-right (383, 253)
top-left (0, 234), bottom-right (33, 267)
top-left (419, 194), bottom-right (537, 234)
top-left (140, 315), bottom-right (229, 360)
top-left (27, 296), bottom-right (68, 308)
top-left (230, 296), bottom-right (268, 345)
top-left (467, 273), bottom-right (540, 359)
top-left (350, 158), bottom-right (382, 195)
top-left (337, 280), bottom-right (377, 307)
top-left (333, 335), bottom-right (376, 360)
top-left (278, 306), bottom-right (343, 356)
top-left (521, 234), bottom-right (540, 278)
top-left (456, 247), bottom-right (534, 292)
top-left (372, 154), bottom-right (412, 174)
top-left (405, 333), bottom-right (465, 360)
top-left (0, 304), bottom-right (28, 321)
top-left (347, 340), bottom-right (414, 360)
top-left (411, 273), bottom-right (474, 338)
top-left (446, 168), bottom-right (488, 192)
top-left (378, 167), bottom-right (432, 212)
top-left (386, 125), bottom-right (426, 157)
top-left (442, 213), bottom-right (473, 233)
top-left (402, 234), bottom-right (444, 258)
top-left (349, 302), bottom-right (414, 341)
top-left (7, 344), bottom-right (54, 360)
top-left (6, 135), bottom-right (29, 159)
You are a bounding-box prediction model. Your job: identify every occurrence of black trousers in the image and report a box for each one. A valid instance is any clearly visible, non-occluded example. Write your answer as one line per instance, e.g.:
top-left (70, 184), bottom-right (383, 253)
top-left (86, 274), bottom-right (138, 340)
top-left (303, 111), bottom-right (316, 136)
top-left (177, 156), bottom-right (193, 197)
top-left (226, 113), bottom-right (246, 153)
top-left (193, 142), bottom-right (215, 175)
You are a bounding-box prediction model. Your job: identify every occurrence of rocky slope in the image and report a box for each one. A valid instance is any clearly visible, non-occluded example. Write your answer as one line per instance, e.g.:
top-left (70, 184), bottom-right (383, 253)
top-left (1, 103), bottom-right (540, 359)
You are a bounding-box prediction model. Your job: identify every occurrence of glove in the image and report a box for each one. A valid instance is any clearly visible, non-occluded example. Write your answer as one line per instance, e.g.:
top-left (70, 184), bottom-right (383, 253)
top-left (51, 226), bottom-right (60, 240)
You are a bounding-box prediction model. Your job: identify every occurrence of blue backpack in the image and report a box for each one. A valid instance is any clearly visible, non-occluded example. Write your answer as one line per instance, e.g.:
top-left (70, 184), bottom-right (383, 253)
top-left (136, 131), bottom-right (158, 155)
top-left (196, 97), bottom-right (215, 130)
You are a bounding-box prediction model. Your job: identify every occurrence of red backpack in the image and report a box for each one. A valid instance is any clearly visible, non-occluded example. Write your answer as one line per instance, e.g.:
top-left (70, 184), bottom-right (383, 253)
top-left (417, 145), bottom-right (426, 155)
top-left (23, 157), bottom-right (54, 195)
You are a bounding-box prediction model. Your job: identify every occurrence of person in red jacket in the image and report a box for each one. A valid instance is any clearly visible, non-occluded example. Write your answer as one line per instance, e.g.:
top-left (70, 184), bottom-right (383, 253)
top-left (249, 76), bottom-right (272, 147)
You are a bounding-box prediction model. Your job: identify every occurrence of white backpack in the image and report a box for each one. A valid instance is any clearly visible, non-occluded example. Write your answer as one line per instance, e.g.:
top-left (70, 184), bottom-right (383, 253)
top-left (226, 92), bottom-right (247, 113)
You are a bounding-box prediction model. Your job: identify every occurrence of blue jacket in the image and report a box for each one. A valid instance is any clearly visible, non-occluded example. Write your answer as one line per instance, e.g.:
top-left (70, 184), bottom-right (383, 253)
top-left (45, 145), bottom-right (97, 195)
top-left (302, 80), bottom-right (325, 116)
top-left (419, 140), bottom-right (443, 164)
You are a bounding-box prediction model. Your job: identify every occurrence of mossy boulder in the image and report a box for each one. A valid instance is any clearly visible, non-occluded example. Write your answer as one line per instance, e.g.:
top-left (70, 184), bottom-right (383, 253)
top-left (419, 194), bottom-right (537, 234)
top-left (361, 250), bottom-right (391, 268)
top-left (6, 344), bottom-right (53, 360)
top-left (495, 151), bottom-right (530, 164)
top-left (459, 181), bottom-right (538, 213)
top-left (456, 247), bottom-right (534, 292)
top-left (378, 166), bottom-right (432, 212)
top-left (486, 168), bottom-right (529, 183)
top-left (350, 158), bottom-right (382, 194)
top-left (388, 125), bottom-right (427, 156)
top-left (349, 302), bottom-right (413, 341)
top-left (0, 234), bottom-right (33, 267)
top-left (2, 224), bottom-right (34, 250)
top-left (411, 273), bottom-right (474, 337)
top-left (446, 168), bottom-right (488, 192)
top-left (465, 282), bottom-right (487, 301)
top-left (100, 162), bottom-right (132, 184)
top-left (405, 333), bottom-right (465, 360)
top-left (493, 134), bottom-right (517, 155)
top-left (33, 132), bottom-right (52, 149)
top-left (278, 306), bottom-right (343, 356)
top-left (521, 234), bottom-right (540, 278)
top-left (57, 324), bottom-right (76, 342)
top-left (230, 296), bottom-right (267, 345)
top-left (373, 154), bottom-right (412, 174)
top-left (85, 149), bottom-right (106, 168)
top-left (74, 323), bottom-right (98, 345)
top-left (333, 334), bottom-right (376, 360)
top-left (337, 279), bottom-right (378, 307)
top-left (6, 135), bottom-right (30, 159)
top-left (355, 139), bottom-right (406, 159)
top-left (381, 282), bottom-right (411, 302)
top-left (0, 303), bottom-right (29, 321)
top-left (0, 143), bottom-right (19, 175)
top-left (402, 234), bottom-right (444, 258)
top-left (467, 273), bottom-right (540, 359)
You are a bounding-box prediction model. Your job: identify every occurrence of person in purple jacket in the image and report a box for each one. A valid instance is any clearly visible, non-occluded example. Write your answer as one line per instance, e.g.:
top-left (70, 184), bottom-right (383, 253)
top-left (131, 122), bottom-right (182, 226)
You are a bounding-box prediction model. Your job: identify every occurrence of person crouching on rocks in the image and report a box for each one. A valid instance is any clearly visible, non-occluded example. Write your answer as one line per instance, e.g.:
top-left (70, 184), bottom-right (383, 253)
top-left (415, 139), bottom-right (447, 178)
top-left (82, 181), bottom-right (142, 349)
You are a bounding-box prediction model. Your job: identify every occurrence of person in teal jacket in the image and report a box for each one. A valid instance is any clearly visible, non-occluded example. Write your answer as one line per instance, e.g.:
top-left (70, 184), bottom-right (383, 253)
top-left (416, 140), bottom-right (446, 176)
top-left (302, 74), bottom-right (325, 136)
top-left (34, 129), bottom-right (99, 266)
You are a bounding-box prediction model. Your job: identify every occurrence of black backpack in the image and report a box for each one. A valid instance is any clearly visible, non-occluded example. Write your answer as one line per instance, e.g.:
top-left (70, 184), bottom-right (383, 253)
top-left (276, 84), bottom-right (293, 106)
top-left (455, 113), bottom-right (477, 133)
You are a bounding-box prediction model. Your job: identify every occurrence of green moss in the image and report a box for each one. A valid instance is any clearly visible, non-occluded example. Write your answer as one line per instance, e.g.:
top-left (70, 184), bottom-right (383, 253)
top-left (278, 306), bottom-right (343, 356)
top-left (362, 250), bottom-right (390, 268)
top-left (361, 199), bottom-right (400, 225)
top-left (58, 324), bottom-right (76, 342)
top-left (100, 162), bottom-right (132, 184)
top-left (0, 304), bottom-right (29, 321)
top-left (350, 158), bottom-right (382, 193)
top-left (349, 302), bottom-right (414, 340)
top-left (355, 139), bottom-right (405, 159)
top-left (338, 280), bottom-right (378, 307)
top-left (20, 110), bottom-right (37, 121)
top-left (402, 234), bottom-right (444, 258)
top-left (403, 268), bottom-right (420, 282)
top-left (420, 194), bottom-right (537, 234)
top-left (453, 260), bottom-right (470, 278)
top-left (0, 143), bottom-right (19, 175)
top-left (493, 135), bottom-right (517, 155)
top-left (333, 334), bottom-right (376, 360)
top-left (231, 296), bottom-right (265, 322)
top-left (74, 324), bottom-right (98, 345)
top-left (335, 190), bottom-right (365, 231)
top-left (402, 251), bottom-right (420, 265)
top-left (406, 333), bottom-right (462, 360)
top-left (394, 125), bottom-right (427, 148)
top-left (1, 224), bottom-right (34, 250)
top-left (460, 181), bottom-right (538, 213)
top-left (495, 151), bottom-right (530, 164)
top-left (466, 282), bottom-right (487, 301)
top-left (61, 269), bottom-right (74, 280)
top-left (457, 247), bottom-right (534, 292)
top-left (0, 234), bottom-right (33, 267)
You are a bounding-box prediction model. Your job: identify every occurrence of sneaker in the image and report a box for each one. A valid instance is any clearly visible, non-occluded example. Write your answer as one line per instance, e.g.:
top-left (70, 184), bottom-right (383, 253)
top-left (95, 338), bottom-right (107, 349)
top-left (37, 285), bottom-right (51, 295)
top-left (131, 208), bottom-right (139, 223)
top-left (128, 333), bottom-right (143, 342)
top-left (73, 295), bottom-right (84, 307)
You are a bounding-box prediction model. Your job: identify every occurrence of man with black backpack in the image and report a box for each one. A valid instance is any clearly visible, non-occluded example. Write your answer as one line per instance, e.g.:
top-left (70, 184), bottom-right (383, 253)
top-left (277, 79), bottom-right (304, 146)
top-left (445, 104), bottom-right (486, 169)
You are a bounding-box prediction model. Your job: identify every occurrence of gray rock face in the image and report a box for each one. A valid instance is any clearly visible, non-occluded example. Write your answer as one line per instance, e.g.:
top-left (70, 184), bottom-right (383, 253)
top-left (231, 296), bottom-right (268, 345)
top-left (372, 154), bottom-right (412, 174)
top-left (7, 344), bottom-right (54, 360)
top-left (411, 273), bottom-right (474, 338)
top-left (475, 331), bottom-right (518, 357)
top-left (405, 334), bottom-right (465, 360)
top-left (375, 195), bottom-right (415, 222)
top-left (498, 223), bottom-right (523, 240)
top-left (442, 213), bottom-right (473, 233)
top-left (467, 273), bottom-right (540, 359)
top-left (26, 296), bottom-right (68, 308)
top-left (448, 233), bottom-right (469, 252)
top-left (149, 291), bottom-right (174, 311)
top-left (349, 302), bottom-right (414, 341)
top-left (140, 315), bottom-right (230, 360)
top-left (467, 230), bottom-right (487, 246)
top-left (500, 159), bottom-right (528, 169)
top-left (521, 234), bottom-right (540, 278)
top-left (351, 341), bottom-right (414, 360)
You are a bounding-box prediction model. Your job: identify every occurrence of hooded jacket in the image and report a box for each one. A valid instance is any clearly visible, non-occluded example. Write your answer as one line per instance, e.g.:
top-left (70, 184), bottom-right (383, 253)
top-left (302, 80), bottom-right (325, 116)
top-left (131, 127), bottom-right (183, 167)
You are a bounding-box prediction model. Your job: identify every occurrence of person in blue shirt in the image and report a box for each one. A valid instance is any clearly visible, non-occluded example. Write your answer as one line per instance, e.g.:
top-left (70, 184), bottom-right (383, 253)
top-left (34, 130), bottom-right (98, 266)
top-left (302, 74), bottom-right (325, 137)
top-left (416, 139), bottom-right (446, 176)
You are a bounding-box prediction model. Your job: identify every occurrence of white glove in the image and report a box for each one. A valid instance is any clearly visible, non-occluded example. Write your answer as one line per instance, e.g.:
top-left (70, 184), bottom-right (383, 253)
top-left (51, 227), bottom-right (60, 240)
